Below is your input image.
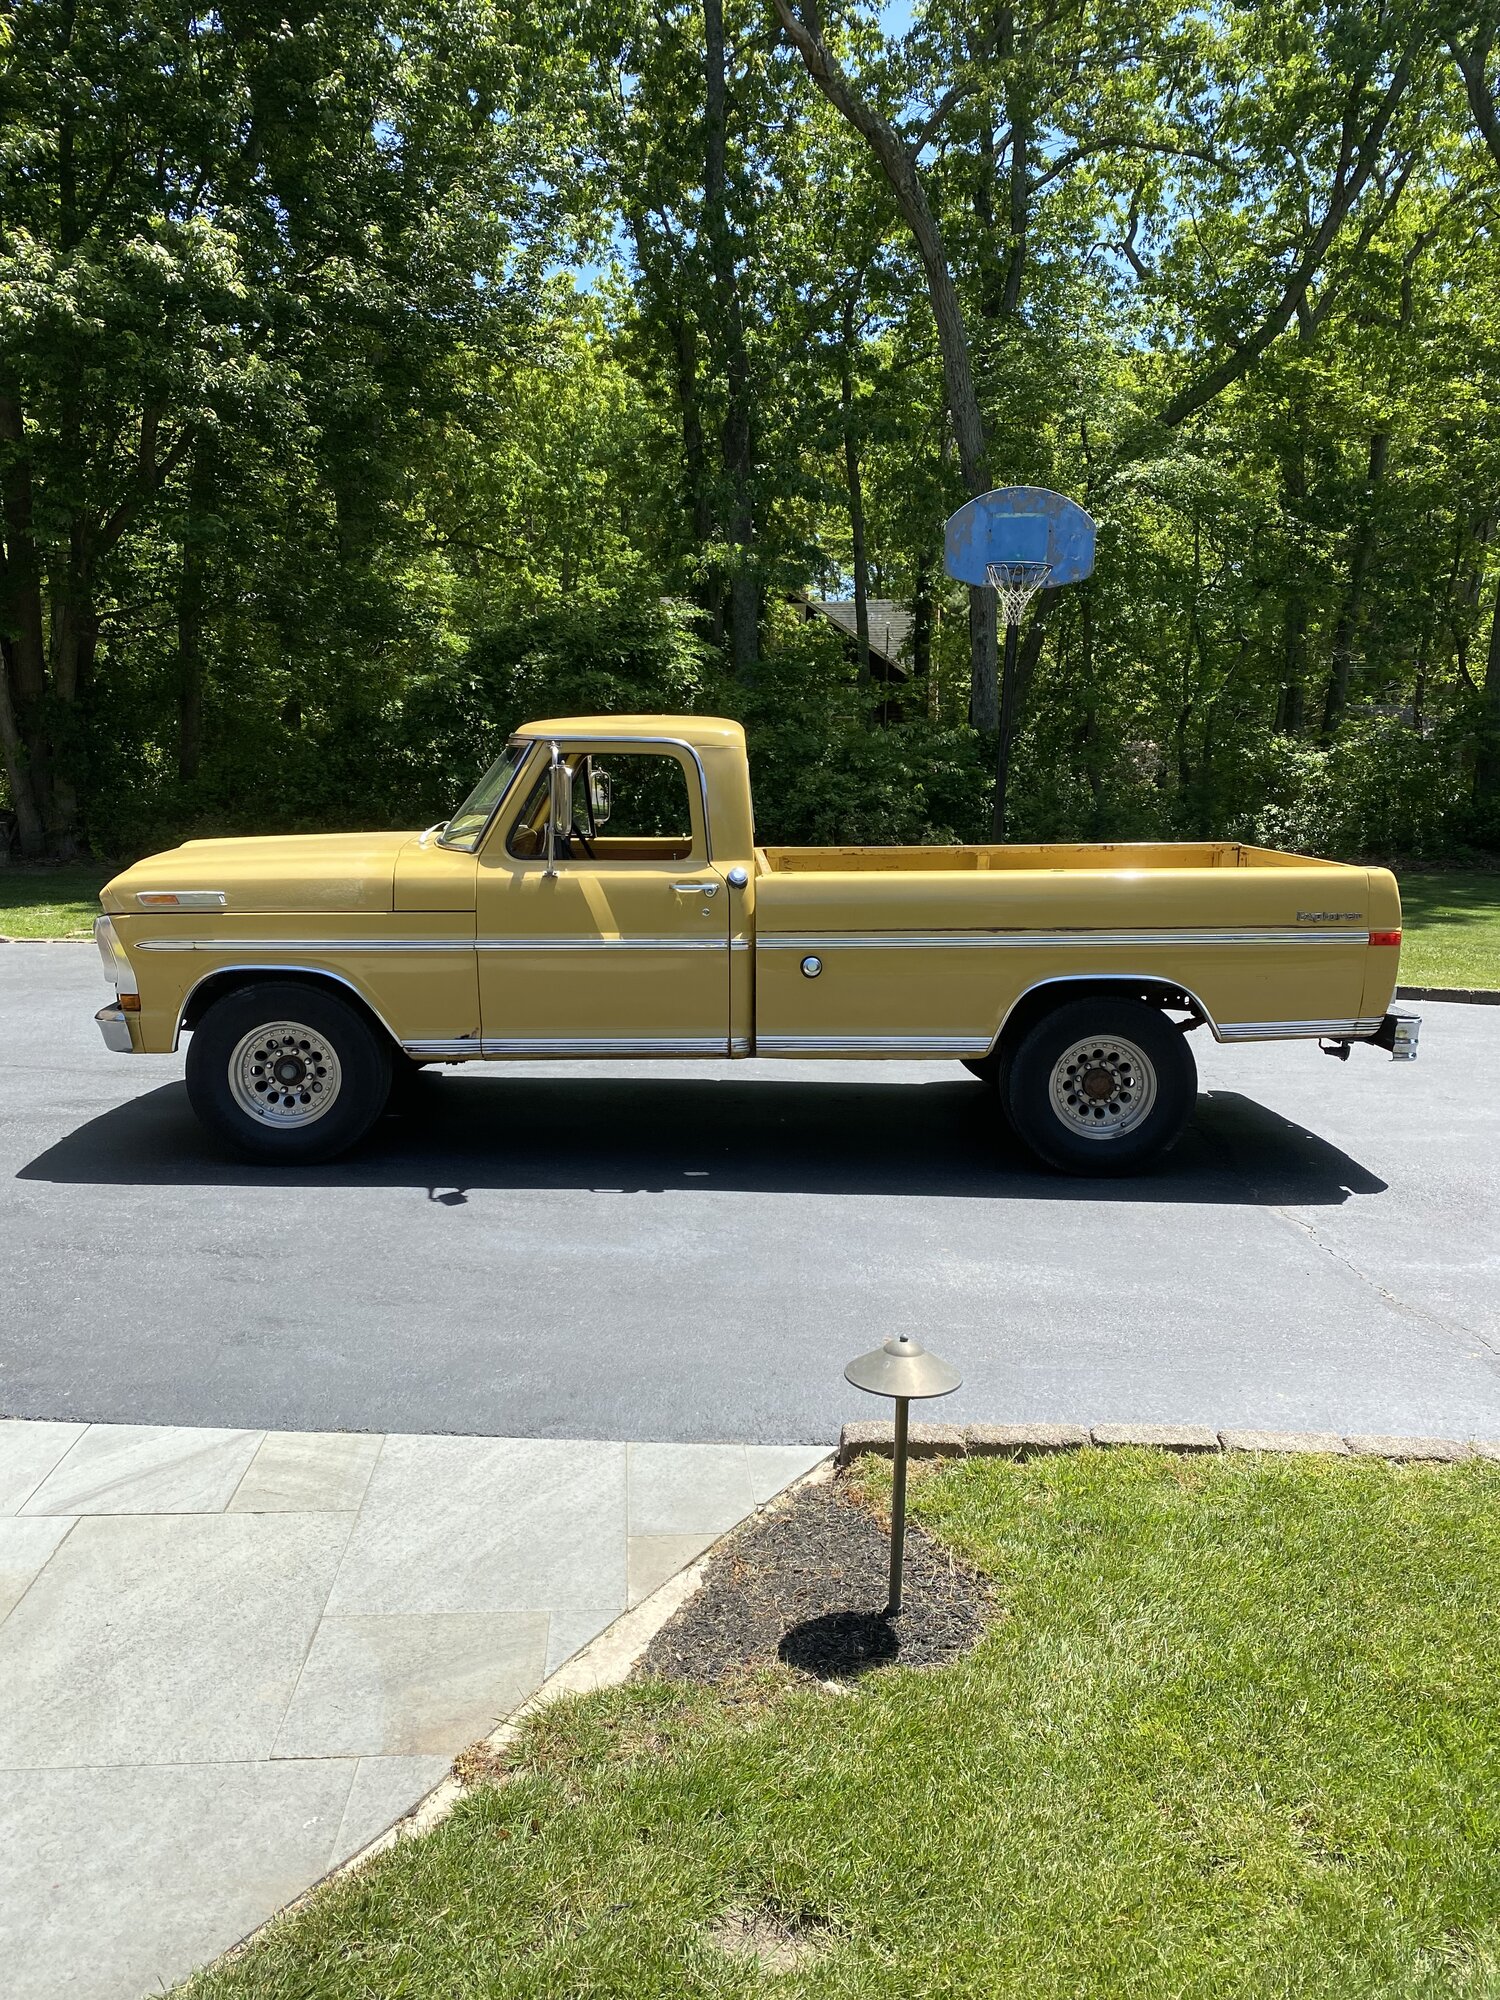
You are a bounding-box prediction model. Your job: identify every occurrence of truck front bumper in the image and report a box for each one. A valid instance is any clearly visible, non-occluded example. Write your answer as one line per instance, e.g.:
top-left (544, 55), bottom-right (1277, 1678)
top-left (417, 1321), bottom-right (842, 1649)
top-left (95, 1003), bottom-right (138, 1054)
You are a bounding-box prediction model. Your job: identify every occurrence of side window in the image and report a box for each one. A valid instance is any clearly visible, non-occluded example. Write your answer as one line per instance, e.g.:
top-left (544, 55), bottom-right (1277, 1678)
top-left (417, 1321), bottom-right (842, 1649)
top-left (589, 754), bottom-right (694, 854)
top-left (505, 750), bottom-right (698, 863)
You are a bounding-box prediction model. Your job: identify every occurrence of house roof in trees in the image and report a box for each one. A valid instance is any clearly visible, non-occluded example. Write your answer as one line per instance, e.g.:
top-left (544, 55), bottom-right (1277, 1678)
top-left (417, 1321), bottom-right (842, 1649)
top-left (803, 599), bottom-right (912, 679)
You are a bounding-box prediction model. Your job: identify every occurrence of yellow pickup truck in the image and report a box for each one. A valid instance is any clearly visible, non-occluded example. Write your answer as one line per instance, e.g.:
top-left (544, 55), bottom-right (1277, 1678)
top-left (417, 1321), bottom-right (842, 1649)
top-left (93, 713), bottom-right (1418, 1174)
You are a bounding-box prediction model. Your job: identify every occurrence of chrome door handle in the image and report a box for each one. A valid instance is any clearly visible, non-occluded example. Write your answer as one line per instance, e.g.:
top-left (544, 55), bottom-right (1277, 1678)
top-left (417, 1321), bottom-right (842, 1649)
top-left (672, 881), bottom-right (719, 896)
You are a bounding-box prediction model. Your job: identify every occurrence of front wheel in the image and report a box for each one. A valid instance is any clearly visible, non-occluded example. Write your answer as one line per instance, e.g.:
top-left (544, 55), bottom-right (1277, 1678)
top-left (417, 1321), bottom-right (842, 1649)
top-left (185, 980), bottom-right (393, 1163)
top-left (1004, 998), bottom-right (1196, 1176)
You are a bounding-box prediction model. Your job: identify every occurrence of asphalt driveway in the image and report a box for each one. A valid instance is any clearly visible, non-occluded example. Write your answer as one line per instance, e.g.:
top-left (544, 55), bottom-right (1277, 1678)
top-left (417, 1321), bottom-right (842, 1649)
top-left (2, 945), bottom-right (1497, 1443)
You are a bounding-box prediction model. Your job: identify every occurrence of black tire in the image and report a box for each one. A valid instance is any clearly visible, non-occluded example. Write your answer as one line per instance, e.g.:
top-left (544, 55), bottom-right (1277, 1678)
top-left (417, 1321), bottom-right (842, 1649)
top-left (184, 980), bottom-right (394, 1164)
top-left (1004, 997), bottom-right (1196, 1177)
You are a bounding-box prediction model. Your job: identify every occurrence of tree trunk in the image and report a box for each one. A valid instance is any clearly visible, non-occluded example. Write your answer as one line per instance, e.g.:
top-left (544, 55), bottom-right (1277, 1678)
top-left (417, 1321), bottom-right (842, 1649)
top-left (672, 314), bottom-right (714, 551)
top-left (838, 296), bottom-right (871, 685)
top-left (772, 0), bottom-right (996, 719)
top-left (47, 576), bottom-right (95, 861)
top-left (1278, 600), bottom-right (1307, 734)
top-left (1321, 430), bottom-right (1389, 740)
top-left (912, 549), bottom-right (935, 711)
top-left (1476, 577), bottom-right (1500, 813)
top-left (1277, 414), bottom-right (1309, 733)
top-left (704, 0), bottom-right (758, 679)
top-left (999, 7), bottom-right (1029, 320)
top-left (177, 440), bottom-right (215, 782)
top-left (0, 390), bottom-right (50, 853)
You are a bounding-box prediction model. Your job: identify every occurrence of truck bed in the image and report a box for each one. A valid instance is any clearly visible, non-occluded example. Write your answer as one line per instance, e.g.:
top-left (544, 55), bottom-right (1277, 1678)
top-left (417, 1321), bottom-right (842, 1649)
top-left (749, 840), bottom-right (1396, 1055)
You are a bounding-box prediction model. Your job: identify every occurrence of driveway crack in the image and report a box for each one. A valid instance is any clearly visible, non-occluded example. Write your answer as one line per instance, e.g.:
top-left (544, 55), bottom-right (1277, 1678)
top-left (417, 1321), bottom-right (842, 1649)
top-left (1271, 1203), bottom-right (1500, 1361)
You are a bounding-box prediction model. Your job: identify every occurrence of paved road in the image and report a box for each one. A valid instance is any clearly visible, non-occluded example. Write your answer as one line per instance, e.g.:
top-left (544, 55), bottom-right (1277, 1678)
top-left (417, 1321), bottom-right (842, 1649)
top-left (2, 946), bottom-right (1497, 1443)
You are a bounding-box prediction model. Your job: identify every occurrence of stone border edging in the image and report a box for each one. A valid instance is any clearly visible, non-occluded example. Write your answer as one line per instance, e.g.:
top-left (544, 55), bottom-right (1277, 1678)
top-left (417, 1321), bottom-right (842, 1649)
top-left (837, 1421), bottom-right (1499, 1466)
top-left (1396, 984), bottom-right (1500, 1005)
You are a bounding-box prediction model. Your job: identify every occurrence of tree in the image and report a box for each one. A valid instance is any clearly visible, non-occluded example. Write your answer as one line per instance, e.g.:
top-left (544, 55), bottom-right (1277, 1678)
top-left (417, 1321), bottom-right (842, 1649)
top-left (0, 0), bottom-right (555, 856)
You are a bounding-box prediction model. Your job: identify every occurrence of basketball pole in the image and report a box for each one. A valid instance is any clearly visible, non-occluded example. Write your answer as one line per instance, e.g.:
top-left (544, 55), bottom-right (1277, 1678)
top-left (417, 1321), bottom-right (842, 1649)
top-left (993, 610), bottom-right (1021, 842)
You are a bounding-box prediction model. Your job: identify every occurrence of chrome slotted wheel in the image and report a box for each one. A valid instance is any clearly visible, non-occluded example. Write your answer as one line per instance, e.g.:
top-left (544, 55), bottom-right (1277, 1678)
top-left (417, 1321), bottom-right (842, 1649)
top-left (228, 1020), bottom-right (343, 1127)
top-left (1047, 1033), bottom-right (1157, 1141)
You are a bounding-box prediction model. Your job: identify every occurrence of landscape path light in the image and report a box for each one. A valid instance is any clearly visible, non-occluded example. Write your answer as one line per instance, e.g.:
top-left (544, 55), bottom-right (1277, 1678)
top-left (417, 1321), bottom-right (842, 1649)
top-left (844, 1334), bottom-right (961, 1617)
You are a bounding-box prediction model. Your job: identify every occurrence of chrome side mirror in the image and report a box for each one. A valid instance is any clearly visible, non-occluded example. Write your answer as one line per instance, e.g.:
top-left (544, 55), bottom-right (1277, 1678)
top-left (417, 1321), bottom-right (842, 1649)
top-left (545, 744), bottom-right (573, 877)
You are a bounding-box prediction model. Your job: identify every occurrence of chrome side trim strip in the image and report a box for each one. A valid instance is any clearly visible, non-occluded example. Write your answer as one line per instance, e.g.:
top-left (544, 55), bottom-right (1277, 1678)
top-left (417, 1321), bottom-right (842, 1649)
top-left (145, 934), bottom-right (739, 956)
top-left (465, 1036), bottom-right (730, 1058)
top-left (1216, 1017), bottom-right (1385, 1041)
top-left (757, 928), bottom-right (1369, 952)
top-left (404, 1039), bottom-right (484, 1058)
top-left (139, 936), bottom-right (475, 954)
top-left (757, 1034), bottom-right (989, 1057)
top-left (477, 937), bottom-right (729, 954)
top-left (729, 1035), bottom-right (752, 1056)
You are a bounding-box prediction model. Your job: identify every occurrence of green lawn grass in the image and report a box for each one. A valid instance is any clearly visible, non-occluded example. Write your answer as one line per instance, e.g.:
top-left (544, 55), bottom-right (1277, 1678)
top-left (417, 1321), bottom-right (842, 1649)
top-left (179, 1450), bottom-right (1500, 2000)
top-left (0, 864), bottom-right (111, 937)
top-left (1397, 873), bottom-right (1500, 991)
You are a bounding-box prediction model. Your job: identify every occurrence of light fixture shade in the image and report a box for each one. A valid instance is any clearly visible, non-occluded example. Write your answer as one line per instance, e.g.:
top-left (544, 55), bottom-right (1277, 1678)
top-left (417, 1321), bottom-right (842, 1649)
top-left (844, 1334), bottom-right (961, 1401)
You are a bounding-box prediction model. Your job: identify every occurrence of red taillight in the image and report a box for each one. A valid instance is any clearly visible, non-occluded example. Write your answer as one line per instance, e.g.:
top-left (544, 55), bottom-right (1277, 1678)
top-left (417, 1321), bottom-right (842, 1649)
top-left (1368, 930), bottom-right (1401, 947)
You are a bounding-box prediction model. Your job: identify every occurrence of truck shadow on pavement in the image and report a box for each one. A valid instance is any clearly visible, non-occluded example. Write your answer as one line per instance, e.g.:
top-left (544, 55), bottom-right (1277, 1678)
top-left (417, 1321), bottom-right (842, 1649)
top-left (20, 1074), bottom-right (1387, 1206)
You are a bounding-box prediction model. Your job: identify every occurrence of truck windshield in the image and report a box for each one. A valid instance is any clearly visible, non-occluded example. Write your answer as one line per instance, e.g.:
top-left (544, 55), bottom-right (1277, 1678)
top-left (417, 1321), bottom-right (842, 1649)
top-left (439, 739), bottom-right (530, 851)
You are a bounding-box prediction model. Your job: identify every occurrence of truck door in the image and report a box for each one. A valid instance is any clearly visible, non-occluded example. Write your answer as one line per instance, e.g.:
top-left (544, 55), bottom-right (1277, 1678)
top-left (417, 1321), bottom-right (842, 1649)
top-left (475, 740), bottom-right (731, 1055)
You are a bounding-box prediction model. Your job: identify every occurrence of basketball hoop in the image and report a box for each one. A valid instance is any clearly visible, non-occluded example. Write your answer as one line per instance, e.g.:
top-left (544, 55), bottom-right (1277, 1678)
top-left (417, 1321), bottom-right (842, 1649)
top-left (986, 560), bottom-right (1052, 628)
top-left (945, 488), bottom-right (1095, 841)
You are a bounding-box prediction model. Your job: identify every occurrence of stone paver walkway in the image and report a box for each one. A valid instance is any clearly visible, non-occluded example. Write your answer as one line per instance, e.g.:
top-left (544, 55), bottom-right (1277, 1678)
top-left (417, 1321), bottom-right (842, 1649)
top-left (0, 1418), bottom-right (825, 2000)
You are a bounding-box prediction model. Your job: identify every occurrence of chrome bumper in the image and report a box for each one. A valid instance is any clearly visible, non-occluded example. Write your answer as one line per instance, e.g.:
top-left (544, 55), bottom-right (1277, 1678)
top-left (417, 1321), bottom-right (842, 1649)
top-left (1371, 1010), bottom-right (1421, 1061)
top-left (95, 1004), bottom-right (136, 1054)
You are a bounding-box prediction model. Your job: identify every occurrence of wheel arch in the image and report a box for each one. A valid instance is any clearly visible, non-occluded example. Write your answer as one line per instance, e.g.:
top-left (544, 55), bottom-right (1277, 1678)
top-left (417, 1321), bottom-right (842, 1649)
top-left (174, 965), bottom-right (402, 1053)
top-left (990, 974), bottom-right (1216, 1060)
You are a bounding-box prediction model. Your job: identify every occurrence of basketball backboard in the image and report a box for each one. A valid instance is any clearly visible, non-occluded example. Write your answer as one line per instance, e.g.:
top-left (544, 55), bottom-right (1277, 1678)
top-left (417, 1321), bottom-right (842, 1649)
top-left (943, 486), bottom-right (1096, 588)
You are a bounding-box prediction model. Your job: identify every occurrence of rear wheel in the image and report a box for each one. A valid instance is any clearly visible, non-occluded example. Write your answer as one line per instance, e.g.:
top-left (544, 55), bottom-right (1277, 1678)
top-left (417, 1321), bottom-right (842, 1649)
top-left (185, 981), bottom-right (393, 1163)
top-left (1004, 997), bottom-right (1196, 1176)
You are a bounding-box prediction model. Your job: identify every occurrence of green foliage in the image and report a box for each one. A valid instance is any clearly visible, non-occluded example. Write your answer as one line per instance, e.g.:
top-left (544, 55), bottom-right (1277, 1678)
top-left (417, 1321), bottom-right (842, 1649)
top-left (3, 0), bottom-right (1500, 865)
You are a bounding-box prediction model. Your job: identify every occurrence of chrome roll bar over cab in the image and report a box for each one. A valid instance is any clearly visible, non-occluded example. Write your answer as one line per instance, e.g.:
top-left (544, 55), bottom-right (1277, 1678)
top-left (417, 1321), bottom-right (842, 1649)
top-left (1320, 1010), bottom-right (1421, 1064)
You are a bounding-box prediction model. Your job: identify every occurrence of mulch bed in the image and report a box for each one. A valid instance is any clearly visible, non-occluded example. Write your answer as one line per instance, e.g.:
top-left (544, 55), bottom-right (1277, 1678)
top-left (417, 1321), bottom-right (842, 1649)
top-left (635, 1477), bottom-right (995, 1684)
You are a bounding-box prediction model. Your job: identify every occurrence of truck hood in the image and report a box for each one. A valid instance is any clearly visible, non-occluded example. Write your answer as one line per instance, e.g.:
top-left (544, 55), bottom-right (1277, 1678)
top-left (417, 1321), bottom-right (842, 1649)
top-left (101, 831), bottom-right (417, 916)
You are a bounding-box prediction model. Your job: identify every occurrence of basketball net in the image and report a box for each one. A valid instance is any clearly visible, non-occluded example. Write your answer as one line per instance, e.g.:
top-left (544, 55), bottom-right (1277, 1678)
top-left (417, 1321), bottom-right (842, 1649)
top-left (986, 560), bottom-right (1051, 628)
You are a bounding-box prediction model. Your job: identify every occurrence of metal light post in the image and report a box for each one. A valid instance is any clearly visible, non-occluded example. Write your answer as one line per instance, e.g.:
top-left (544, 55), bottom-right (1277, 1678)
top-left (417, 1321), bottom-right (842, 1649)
top-left (844, 1335), bottom-right (961, 1617)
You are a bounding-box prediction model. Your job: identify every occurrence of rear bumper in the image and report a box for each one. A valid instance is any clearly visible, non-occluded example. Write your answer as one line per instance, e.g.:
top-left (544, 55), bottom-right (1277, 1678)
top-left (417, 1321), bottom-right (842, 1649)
top-left (1369, 1010), bottom-right (1420, 1061)
top-left (95, 1004), bottom-right (138, 1054)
